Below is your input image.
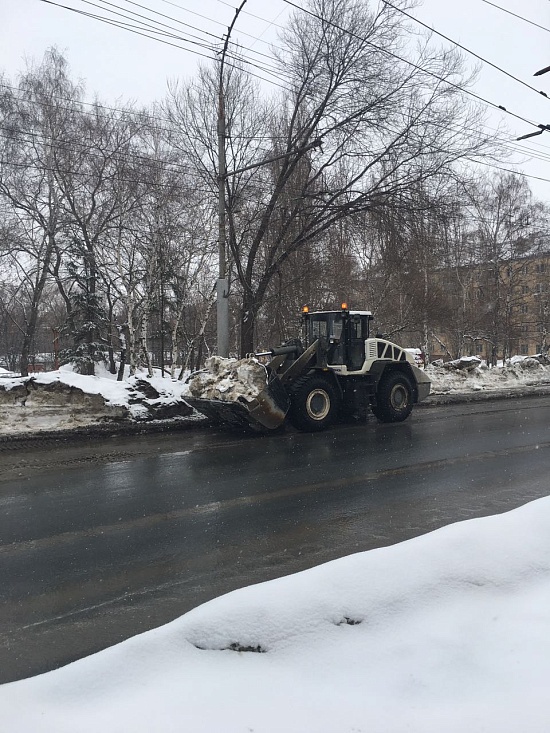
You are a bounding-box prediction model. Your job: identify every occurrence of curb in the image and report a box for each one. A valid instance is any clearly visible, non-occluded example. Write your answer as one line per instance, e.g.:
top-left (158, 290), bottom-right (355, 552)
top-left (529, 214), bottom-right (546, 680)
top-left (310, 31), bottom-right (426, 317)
top-left (420, 384), bottom-right (550, 407)
top-left (1, 387), bottom-right (549, 448)
top-left (0, 413), bottom-right (211, 449)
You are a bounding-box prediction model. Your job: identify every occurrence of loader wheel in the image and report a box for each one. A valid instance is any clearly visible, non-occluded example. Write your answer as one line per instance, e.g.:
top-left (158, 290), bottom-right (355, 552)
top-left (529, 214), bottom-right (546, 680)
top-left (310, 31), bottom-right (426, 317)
top-left (288, 375), bottom-right (340, 432)
top-left (372, 371), bottom-right (413, 423)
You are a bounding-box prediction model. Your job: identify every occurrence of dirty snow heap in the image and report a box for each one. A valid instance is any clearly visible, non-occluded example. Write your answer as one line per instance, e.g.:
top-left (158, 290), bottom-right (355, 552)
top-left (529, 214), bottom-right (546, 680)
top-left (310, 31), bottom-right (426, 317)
top-left (187, 356), bottom-right (269, 404)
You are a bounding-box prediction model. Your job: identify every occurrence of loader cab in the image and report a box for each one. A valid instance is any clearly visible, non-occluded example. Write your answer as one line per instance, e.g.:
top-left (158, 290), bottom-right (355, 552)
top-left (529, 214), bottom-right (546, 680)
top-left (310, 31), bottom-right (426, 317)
top-left (302, 307), bottom-right (373, 371)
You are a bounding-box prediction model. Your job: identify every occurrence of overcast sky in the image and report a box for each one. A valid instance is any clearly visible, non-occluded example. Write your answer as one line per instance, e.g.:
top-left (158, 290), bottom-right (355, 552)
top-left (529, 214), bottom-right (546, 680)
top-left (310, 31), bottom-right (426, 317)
top-left (2, 0), bottom-right (550, 197)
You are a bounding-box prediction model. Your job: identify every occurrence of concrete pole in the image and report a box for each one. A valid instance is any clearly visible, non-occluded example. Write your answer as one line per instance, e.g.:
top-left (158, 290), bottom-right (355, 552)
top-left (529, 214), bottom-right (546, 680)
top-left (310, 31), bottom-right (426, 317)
top-left (216, 0), bottom-right (247, 358)
top-left (217, 83), bottom-right (229, 357)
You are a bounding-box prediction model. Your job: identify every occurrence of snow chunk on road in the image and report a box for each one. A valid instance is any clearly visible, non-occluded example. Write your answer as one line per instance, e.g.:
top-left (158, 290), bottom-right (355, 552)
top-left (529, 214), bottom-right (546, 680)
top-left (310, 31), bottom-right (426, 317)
top-left (187, 356), bottom-right (269, 403)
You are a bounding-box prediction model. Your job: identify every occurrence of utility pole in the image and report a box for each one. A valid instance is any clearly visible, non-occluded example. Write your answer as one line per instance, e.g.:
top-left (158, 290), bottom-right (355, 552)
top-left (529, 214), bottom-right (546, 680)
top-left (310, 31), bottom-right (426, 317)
top-left (217, 0), bottom-right (247, 357)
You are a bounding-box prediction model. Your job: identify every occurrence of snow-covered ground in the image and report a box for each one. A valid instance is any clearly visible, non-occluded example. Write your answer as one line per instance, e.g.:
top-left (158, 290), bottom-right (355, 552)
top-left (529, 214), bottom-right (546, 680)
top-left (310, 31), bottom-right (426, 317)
top-left (1, 496), bottom-right (550, 732)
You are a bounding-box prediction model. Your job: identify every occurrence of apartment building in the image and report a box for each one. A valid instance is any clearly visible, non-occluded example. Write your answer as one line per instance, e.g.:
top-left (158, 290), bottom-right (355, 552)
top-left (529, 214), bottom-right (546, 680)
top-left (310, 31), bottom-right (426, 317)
top-left (429, 251), bottom-right (550, 362)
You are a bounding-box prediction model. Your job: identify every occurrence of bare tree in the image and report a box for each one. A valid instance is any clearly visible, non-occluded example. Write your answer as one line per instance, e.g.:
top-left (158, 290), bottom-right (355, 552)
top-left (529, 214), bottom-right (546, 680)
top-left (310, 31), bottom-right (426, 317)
top-left (464, 173), bottom-right (540, 362)
top-left (0, 50), bottom-right (80, 375)
top-left (167, 0), bottom-right (494, 356)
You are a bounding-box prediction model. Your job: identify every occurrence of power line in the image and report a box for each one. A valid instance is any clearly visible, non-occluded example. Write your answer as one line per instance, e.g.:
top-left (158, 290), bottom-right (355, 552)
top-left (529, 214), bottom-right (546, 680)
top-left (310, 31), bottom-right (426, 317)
top-left (6, 111), bottom-right (550, 176)
top-left (125, 0), bottom-right (276, 48)
top-left (0, 81), bottom-right (174, 128)
top-left (0, 126), bottom-right (203, 177)
top-left (0, 82), bottom-right (292, 145)
top-left (380, 0), bottom-right (548, 99)
top-left (6, 68), bottom-right (550, 175)
top-left (216, 0), bottom-right (287, 32)
top-left (88, 0), bottom-right (284, 71)
top-left (91, 0), bottom-right (222, 42)
top-left (39, 0), bottom-right (289, 90)
top-left (83, 0), bottom-right (294, 82)
top-left (465, 157), bottom-right (550, 184)
top-left (281, 0), bottom-right (542, 130)
top-left (40, 0), bottom-right (545, 134)
top-left (0, 156), bottom-right (218, 193)
top-left (23, 0), bottom-right (550, 185)
top-left (96, 0), bottom-right (295, 83)
top-left (481, 0), bottom-right (550, 34)
top-left (76, 0), bottom-right (221, 53)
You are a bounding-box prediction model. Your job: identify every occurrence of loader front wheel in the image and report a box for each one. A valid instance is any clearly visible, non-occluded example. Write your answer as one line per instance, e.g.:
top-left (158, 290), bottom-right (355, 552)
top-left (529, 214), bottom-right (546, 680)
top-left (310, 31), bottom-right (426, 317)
top-left (288, 375), bottom-right (340, 432)
top-left (372, 371), bottom-right (413, 423)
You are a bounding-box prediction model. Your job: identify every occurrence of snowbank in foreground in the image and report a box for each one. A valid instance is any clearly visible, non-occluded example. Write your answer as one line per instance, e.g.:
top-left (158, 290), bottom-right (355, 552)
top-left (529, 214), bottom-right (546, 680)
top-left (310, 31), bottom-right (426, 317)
top-left (2, 497), bottom-right (550, 733)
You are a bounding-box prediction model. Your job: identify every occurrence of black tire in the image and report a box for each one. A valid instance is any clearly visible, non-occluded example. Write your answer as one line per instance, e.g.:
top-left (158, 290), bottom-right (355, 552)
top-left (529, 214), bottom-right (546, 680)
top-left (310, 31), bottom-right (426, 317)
top-left (372, 371), bottom-right (413, 423)
top-left (288, 375), bottom-right (341, 432)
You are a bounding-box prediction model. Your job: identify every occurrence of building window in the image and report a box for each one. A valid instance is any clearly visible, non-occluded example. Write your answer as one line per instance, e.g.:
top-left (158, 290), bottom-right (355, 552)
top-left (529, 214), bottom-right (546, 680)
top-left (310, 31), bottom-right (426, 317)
top-left (521, 264), bottom-right (528, 275)
top-left (535, 263), bottom-right (546, 274)
top-left (521, 344), bottom-right (529, 354)
top-left (522, 285), bottom-right (529, 294)
top-left (476, 343), bottom-right (483, 353)
top-left (521, 305), bottom-right (529, 314)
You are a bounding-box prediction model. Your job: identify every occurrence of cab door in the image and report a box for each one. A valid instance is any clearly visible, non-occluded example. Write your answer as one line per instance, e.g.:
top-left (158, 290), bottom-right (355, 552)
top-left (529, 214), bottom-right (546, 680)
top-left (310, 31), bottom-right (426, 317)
top-left (346, 315), bottom-right (366, 371)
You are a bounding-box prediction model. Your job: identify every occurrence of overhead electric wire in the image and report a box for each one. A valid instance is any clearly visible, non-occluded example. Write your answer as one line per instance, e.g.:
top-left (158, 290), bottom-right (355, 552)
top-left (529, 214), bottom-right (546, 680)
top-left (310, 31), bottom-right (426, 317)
top-left (76, 0), bottom-right (222, 53)
top-left (121, 0), bottom-right (277, 49)
top-left (0, 119), bottom-right (537, 167)
top-left (41, 0), bottom-right (544, 134)
top-left (0, 155), bottom-right (219, 193)
top-left (26, 0), bottom-right (550, 187)
top-left (481, 0), bottom-right (550, 34)
top-left (39, 0), bottom-right (290, 90)
top-left (94, 0), bottom-right (294, 82)
top-left (4, 123), bottom-right (550, 199)
top-left (39, 0), bottom-right (223, 61)
top-left (380, 0), bottom-right (548, 99)
top-left (465, 157), bottom-right (550, 183)
top-left (216, 0), bottom-right (287, 32)
top-left (281, 0), bottom-right (542, 131)
top-left (94, 0), bottom-right (222, 41)
top-left (84, 0), bottom-right (294, 81)
top-left (0, 82), bottom-right (294, 146)
top-left (6, 94), bottom-right (550, 179)
top-left (0, 126), bottom-right (204, 177)
top-left (0, 81), bottom-right (176, 130)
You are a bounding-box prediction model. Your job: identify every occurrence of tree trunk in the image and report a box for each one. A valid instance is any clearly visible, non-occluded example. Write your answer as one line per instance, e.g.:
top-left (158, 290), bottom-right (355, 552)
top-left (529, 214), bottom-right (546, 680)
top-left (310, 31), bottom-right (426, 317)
top-left (239, 298), bottom-right (258, 357)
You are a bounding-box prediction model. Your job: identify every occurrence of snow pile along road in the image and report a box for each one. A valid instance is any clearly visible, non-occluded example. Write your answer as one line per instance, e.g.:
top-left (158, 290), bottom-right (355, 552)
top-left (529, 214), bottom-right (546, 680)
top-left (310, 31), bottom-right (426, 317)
top-left (0, 366), bottom-right (192, 434)
top-left (2, 496), bottom-right (550, 732)
top-left (426, 355), bottom-right (550, 394)
top-left (187, 356), bottom-right (269, 403)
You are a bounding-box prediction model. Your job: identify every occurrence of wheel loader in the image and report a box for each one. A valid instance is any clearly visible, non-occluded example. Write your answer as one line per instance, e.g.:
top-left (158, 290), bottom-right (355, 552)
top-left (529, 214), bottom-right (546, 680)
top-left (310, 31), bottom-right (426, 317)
top-left (185, 304), bottom-right (431, 432)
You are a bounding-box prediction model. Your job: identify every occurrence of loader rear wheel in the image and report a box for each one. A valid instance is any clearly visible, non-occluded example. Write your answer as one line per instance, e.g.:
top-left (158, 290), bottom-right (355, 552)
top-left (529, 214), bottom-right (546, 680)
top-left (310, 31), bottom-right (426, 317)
top-left (288, 375), bottom-right (340, 432)
top-left (372, 371), bottom-right (413, 423)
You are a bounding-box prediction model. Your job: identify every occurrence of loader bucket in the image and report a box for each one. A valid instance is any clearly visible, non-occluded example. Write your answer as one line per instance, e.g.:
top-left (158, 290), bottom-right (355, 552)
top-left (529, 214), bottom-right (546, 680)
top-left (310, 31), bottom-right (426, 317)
top-left (185, 369), bottom-right (290, 431)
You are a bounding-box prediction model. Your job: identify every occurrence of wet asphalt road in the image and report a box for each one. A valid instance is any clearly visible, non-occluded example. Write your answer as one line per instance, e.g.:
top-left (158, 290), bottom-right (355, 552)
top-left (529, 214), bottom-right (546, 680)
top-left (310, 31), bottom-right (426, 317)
top-left (1, 397), bottom-right (550, 683)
